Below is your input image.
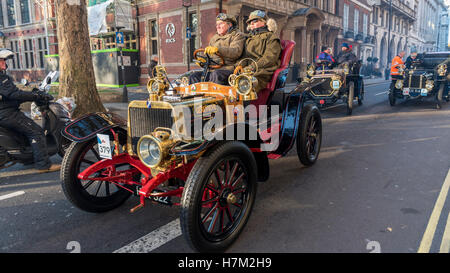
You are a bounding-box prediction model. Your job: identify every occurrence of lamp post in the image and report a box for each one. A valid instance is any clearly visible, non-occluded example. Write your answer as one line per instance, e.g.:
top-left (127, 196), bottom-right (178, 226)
top-left (387, 0), bottom-right (393, 70)
top-left (183, 0), bottom-right (192, 72)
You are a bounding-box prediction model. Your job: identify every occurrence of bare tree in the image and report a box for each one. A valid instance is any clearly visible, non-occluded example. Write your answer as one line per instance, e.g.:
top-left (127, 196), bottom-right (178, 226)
top-left (56, 0), bottom-right (106, 117)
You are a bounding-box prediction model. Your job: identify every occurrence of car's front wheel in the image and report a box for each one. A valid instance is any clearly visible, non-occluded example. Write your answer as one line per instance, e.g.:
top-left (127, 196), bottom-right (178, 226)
top-left (436, 83), bottom-right (445, 109)
top-left (180, 141), bottom-right (257, 252)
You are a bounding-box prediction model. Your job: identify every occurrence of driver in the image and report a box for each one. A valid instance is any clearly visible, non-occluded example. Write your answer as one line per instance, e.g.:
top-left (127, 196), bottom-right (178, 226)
top-left (189, 13), bottom-right (245, 85)
top-left (237, 10), bottom-right (282, 93)
top-left (0, 49), bottom-right (60, 172)
top-left (316, 46), bottom-right (335, 70)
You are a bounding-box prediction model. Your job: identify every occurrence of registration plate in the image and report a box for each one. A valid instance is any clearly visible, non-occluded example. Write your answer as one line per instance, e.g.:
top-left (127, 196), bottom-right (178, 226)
top-left (97, 134), bottom-right (112, 159)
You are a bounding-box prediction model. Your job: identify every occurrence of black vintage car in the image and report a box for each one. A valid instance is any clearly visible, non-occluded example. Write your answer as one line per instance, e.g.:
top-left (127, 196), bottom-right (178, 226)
top-left (301, 60), bottom-right (364, 115)
top-left (389, 51), bottom-right (450, 109)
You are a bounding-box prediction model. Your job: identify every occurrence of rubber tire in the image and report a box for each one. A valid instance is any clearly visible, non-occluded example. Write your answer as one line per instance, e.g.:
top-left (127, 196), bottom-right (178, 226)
top-left (347, 81), bottom-right (354, 115)
top-left (389, 83), bottom-right (396, 106)
top-left (57, 137), bottom-right (72, 158)
top-left (297, 104), bottom-right (322, 166)
top-left (60, 139), bottom-right (132, 213)
top-left (358, 81), bottom-right (364, 106)
top-left (436, 83), bottom-right (445, 109)
top-left (180, 141), bottom-right (258, 253)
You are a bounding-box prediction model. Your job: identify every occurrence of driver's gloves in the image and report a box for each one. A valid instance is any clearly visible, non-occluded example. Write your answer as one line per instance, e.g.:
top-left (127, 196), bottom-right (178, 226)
top-left (205, 46), bottom-right (219, 56)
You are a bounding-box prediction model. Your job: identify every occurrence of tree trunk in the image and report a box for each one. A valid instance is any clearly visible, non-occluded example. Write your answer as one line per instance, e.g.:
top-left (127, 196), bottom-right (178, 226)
top-left (56, 0), bottom-right (106, 118)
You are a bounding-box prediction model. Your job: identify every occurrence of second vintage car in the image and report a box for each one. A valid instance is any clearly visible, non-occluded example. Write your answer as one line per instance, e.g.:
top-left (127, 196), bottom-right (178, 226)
top-left (301, 59), bottom-right (364, 115)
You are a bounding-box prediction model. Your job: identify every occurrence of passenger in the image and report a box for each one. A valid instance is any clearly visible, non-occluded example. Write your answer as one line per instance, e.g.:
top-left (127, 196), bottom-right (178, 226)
top-left (189, 13), bottom-right (246, 85)
top-left (336, 43), bottom-right (357, 65)
top-left (237, 10), bottom-right (282, 93)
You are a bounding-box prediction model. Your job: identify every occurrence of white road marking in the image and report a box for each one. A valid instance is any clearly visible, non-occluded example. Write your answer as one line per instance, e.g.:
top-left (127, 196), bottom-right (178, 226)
top-left (113, 218), bottom-right (181, 253)
top-left (375, 91), bottom-right (389, 96)
top-left (418, 168), bottom-right (450, 253)
top-left (0, 191), bottom-right (25, 201)
top-left (439, 212), bottom-right (450, 253)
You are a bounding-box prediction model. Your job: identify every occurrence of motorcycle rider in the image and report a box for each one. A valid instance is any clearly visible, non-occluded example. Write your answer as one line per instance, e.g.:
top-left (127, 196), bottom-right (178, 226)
top-left (0, 49), bottom-right (60, 172)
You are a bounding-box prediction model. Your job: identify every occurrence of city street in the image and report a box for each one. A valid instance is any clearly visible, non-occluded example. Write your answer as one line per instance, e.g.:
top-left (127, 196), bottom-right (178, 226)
top-left (0, 80), bottom-right (449, 253)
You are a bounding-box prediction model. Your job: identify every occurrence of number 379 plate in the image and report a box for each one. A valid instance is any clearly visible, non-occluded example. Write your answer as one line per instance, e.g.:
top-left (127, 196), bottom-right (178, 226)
top-left (97, 134), bottom-right (113, 159)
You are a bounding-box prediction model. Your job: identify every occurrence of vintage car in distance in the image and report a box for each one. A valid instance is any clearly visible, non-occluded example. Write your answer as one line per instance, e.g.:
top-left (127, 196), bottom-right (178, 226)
top-left (300, 59), bottom-right (365, 115)
top-left (59, 40), bottom-right (323, 253)
top-left (389, 51), bottom-right (450, 109)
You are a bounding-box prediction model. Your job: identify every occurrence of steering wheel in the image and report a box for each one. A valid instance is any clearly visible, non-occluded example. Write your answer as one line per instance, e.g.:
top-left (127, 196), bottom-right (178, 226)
top-left (193, 48), bottom-right (225, 70)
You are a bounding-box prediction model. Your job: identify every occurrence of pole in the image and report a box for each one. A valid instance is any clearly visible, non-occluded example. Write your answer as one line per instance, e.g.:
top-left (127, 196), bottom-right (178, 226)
top-left (186, 6), bottom-right (190, 72)
top-left (120, 46), bottom-right (128, 102)
top-left (116, 26), bottom-right (128, 102)
top-left (386, 0), bottom-right (393, 80)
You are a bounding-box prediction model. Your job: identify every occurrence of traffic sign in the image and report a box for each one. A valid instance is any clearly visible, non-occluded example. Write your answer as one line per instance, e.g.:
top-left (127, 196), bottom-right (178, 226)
top-left (116, 32), bottom-right (124, 47)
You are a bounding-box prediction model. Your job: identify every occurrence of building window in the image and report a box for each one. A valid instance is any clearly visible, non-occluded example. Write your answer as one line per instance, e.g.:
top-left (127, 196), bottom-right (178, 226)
top-left (125, 33), bottom-right (136, 49)
top-left (343, 4), bottom-right (349, 32)
top-left (9, 40), bottom-right (21, 69)
top-left (7, 0), bottom-right (16, 26)
top-left (38, 37), bottom-right (48, 68)
top-left (354, 9), bottom-right (359, 33)
top-left (363, 13), bottom-right (368, 37)
top-left (24, 39), bottom-right (34, 69)
top-left (189, 12), bottom-right (199, 62)
top-left (0, 3), bottom-right (4, 28)
top-left (20, 0), bottom-right (30, 24)
top-left (149, 19), bottom-right (158, 56)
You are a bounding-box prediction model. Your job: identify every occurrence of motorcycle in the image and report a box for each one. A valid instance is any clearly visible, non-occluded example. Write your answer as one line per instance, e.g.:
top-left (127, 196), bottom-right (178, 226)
top-left (0, 75), bottom-right (72, 169)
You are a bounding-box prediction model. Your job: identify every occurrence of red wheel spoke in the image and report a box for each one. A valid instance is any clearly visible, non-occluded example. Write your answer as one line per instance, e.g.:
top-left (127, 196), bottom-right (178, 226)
top-left (227, 162), bottom-right (239, 187)
top-left (205, 184), bottom-right (219, 195)
top-left (201, 196), bottom-right (219, 207)
top-left (231, 172), bottom-right (245, 189)
top-left (225, 205), bottom-right (234, 224)
top-left (232, 187), bottom-right (247, 195)
top-left (202, 203), bottom-right (219, 224)
top-left (207, 207), bottom-right (220, 233)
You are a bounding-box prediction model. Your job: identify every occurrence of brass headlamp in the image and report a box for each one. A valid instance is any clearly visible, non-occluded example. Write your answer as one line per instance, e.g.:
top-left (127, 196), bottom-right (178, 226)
top-left (230, 59), bottom-right (259, 101)
top-left (147, 66), bottom-right (169, 100)
top-left (307, 64), bottom-right (315, 77)
top-left (438, 64), bottom-right (447, 76)
top-left (137, 129), bottom-right (176, 169)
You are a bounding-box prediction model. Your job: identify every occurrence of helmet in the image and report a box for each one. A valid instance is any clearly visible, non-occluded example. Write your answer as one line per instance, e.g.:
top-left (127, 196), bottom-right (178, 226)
top-left (0, 49), bottom-right (14, 60)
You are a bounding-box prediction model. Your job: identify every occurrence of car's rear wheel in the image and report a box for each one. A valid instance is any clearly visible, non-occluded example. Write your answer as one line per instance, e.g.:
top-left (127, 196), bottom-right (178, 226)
top-left (347, 81), bottom-right (354, 115)
top-left (358, 81), bottom-right (364, 106)
top-left (180, 141), bottom-right (257, 252)
top-left (436, 83), bottom-right (445, 109)
top-left (297, 104), bottom-right (322, 166)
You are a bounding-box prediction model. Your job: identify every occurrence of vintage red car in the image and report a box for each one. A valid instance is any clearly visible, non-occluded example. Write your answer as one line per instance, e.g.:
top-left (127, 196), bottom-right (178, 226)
top-left (60, 40), bottom-right (323, 252)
